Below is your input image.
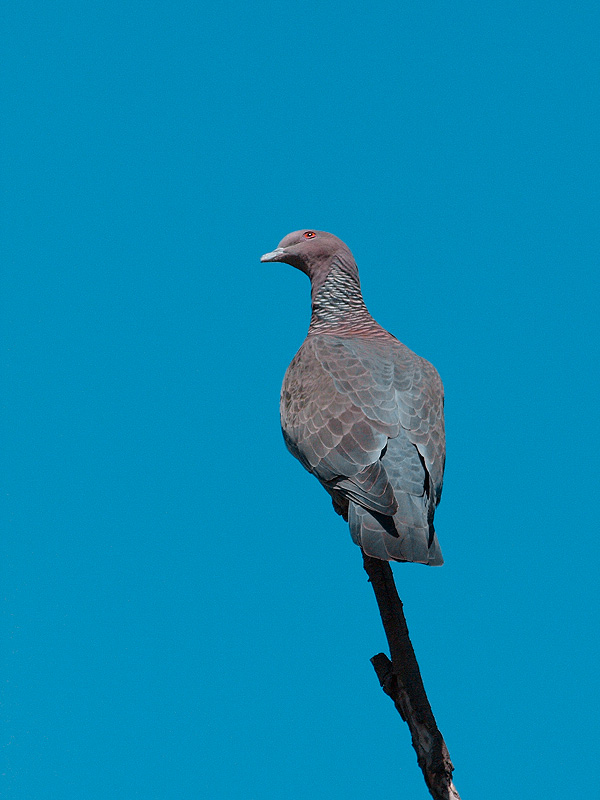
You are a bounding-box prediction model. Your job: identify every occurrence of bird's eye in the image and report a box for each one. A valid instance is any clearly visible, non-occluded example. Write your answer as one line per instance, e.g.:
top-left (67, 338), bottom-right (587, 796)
top-left (303, 231), bottom-right (316, 239)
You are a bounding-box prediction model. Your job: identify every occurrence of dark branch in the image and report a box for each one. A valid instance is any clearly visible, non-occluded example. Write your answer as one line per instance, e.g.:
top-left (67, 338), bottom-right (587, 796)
top-left (362, 552), bottom-right (460, 800)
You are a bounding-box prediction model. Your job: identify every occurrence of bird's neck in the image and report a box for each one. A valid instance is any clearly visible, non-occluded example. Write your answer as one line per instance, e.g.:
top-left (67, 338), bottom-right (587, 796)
top-left (308, 258), bottom-right (380, 336)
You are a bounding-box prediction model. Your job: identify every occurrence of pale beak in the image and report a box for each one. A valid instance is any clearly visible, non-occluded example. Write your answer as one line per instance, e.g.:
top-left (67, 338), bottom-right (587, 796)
top-left (260, 247), bottom-right (286, 263)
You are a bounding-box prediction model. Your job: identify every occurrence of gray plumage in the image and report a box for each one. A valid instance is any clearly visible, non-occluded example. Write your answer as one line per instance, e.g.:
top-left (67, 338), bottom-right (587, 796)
top-left (261, 230), bottom-right (445, 565)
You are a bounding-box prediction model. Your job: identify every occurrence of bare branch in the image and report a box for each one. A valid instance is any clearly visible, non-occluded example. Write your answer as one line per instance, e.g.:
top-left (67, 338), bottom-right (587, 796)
top-left (362, 553), bottom-right (460, 800)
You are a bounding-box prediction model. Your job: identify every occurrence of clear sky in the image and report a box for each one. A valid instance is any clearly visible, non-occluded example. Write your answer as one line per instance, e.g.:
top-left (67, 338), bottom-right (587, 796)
top-left (3, 2), bottom-right (599, 798)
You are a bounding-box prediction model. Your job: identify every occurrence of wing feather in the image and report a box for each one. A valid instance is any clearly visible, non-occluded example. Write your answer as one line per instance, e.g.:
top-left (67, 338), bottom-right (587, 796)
top-left (280, 333), bottom-right (445, 560)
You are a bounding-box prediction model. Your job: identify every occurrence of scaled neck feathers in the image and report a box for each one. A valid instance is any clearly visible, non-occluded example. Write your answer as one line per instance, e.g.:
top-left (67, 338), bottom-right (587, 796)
top-left (308, 253), bottom-right (385, 337)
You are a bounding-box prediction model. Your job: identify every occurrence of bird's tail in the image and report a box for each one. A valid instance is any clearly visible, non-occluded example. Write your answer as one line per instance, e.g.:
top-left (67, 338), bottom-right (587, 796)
top-left (348, 498), bottom-right (443, 565)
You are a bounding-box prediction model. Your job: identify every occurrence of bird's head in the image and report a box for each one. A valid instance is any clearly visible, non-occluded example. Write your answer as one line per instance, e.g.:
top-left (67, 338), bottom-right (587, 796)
top-left (260, 229), bottom-right (352, 282)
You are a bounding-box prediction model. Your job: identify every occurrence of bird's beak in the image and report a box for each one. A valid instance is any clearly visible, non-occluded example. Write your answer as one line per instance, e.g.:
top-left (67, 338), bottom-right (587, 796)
top-left (260, 247), bottom-right (286, 263)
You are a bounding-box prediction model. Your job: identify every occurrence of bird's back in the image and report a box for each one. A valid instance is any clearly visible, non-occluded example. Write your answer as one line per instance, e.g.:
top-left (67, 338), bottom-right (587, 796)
top-left (281, 331), bottom-right (445, 564)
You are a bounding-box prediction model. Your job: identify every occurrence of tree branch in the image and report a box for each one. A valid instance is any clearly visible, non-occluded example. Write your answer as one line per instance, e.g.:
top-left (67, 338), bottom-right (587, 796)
top-left (362, 552), bottom-right (460, 800)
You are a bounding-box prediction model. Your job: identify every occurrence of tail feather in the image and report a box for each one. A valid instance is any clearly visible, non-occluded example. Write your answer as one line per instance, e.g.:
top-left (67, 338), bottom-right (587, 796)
top-left (348, 499), bottom-right (443, 566)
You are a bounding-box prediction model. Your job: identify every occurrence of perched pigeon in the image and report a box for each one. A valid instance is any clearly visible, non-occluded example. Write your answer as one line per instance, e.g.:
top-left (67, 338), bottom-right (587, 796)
top-left (261, 230), bottom-right (445, 565)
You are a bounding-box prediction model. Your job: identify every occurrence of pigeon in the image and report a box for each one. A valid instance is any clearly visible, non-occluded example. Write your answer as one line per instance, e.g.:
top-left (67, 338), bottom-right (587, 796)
top-left (261, 230), bottom-right (445, 565)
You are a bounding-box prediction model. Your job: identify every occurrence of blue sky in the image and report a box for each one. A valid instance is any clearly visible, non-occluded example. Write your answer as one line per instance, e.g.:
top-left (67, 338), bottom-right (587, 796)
top-left (3, 2), bottom-right (599, 798)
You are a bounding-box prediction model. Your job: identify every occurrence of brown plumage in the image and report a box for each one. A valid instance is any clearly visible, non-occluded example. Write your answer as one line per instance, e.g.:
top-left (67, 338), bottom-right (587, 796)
top-left (262, 229), bottom-right (445, 564)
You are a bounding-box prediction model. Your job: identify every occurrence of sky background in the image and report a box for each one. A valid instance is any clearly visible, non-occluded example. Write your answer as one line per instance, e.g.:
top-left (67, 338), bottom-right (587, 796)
top-left (2, 1), bottom-right (599, 798)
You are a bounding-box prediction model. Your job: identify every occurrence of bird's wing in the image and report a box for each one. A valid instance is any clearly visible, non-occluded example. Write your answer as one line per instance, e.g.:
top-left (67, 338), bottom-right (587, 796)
top-left (391, 339), bottom-right (445, 504)
top-left (281, 337), bottom-right (399, 516)
top-left (314, 334), bottom-right (444, 506)
top-left (282, 334), bottom-right (445, 509)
